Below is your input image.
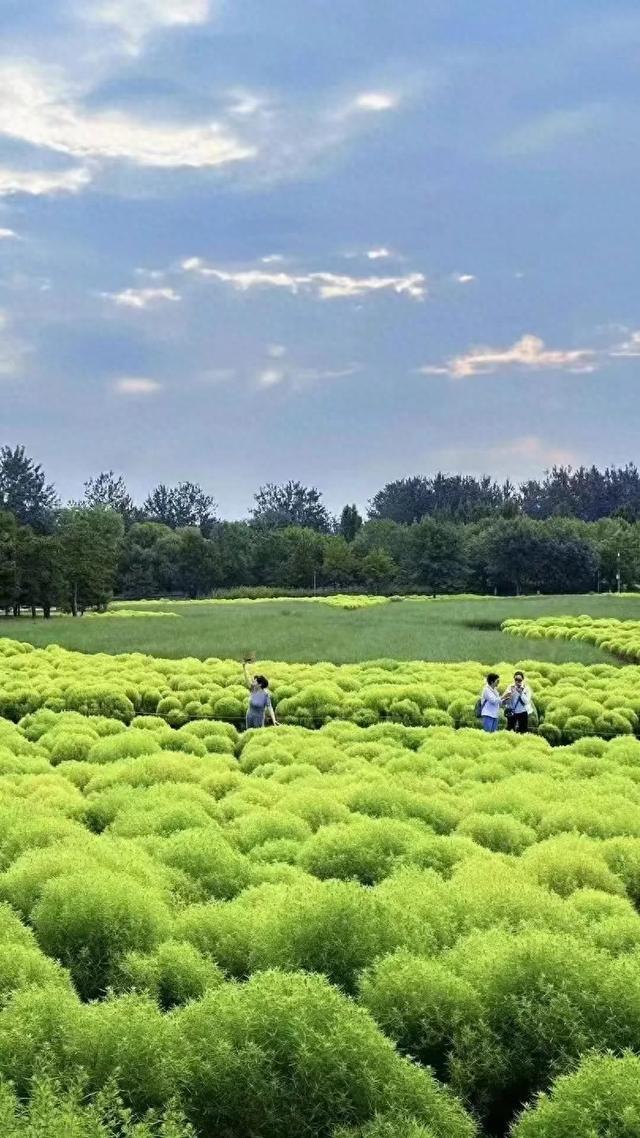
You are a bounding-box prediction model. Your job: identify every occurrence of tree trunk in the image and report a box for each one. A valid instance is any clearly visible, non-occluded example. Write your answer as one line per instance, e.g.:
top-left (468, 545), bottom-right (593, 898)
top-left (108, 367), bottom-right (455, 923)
top-left (71, 583), bottom-right (78, 617)
top-left (31, 605), bottom-right (37, 619)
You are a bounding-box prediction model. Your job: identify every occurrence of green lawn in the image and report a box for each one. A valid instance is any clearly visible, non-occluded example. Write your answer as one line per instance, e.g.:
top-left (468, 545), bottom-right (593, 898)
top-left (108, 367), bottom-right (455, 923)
top-left (1, 594), bottom-right (639, 664)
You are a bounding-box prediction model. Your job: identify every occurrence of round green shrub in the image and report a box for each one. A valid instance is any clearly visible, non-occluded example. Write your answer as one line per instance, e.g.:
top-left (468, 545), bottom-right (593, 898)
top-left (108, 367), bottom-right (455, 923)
top-left (113, 939), bottom-right (224, 1009)
top-left (456, 813), bottom-right (537, 855)
top-left (521, 834), bottom-right (626, 897)
top-left (445, 929), bottom-right (640, 1132)
top-left (359, 952), bottom-right (479, 1079)
top-left (512, 1052), bottom-right (640, 1138)
top-left (86, 733), bottom-right (161, 764)
top-left (298, 818), bottom-right (420, 885)
top-left (174, 970), bottom-right (476, 1138)
top-left (153, 828), bottom-right (251, 900)
top-left (32, 871), bottom-right (171, 999)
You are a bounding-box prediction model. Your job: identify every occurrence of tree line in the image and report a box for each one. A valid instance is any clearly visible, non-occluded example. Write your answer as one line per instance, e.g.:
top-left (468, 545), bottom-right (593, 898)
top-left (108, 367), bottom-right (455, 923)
top-left (1, 445), bottom-right (640, 613)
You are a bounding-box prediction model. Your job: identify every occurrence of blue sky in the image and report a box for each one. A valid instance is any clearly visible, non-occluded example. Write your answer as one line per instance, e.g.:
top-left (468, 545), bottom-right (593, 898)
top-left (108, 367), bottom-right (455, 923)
top-left (0, 0), bottom-right (638, 516)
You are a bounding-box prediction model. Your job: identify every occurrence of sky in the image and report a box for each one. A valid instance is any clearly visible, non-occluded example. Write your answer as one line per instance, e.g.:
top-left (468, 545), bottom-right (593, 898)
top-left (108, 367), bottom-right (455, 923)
top-left (0, 0), bottom-right (638, 518)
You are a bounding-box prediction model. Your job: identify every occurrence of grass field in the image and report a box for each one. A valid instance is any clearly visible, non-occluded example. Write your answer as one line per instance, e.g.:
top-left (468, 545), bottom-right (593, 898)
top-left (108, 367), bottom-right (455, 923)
top-left (2, 594), bottom-right (639, 664)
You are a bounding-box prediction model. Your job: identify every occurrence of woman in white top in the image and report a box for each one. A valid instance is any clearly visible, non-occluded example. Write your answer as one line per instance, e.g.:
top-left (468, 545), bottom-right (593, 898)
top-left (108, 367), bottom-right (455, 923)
top-left (480, 672), bottom-right (501, 733)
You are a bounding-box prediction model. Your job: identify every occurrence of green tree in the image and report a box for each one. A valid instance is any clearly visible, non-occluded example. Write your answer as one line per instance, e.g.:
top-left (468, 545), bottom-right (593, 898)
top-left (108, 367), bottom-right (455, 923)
top-left (82, 471), bottom-right (136, 526)
top-left (176, 529), bottom-right (222, 598)
top-left (143, 483), bottom-right (217, 532)
top-left (322, 536), bottom-right (357, 587)
top-left (361, 548), bottom-right (397, 592)
top-left (339, 504), bottom-right (363, 543)
top-left (57, 508), bottom-right (124, 615)
top-left (0, 445), bottom-right (58, 531)
top-left (251, 481), bottom-right (330, 532)
top-left (0, 511), bottom-right (17, 613)
top-left (16, 530), bottom-right (62, 618)
top-left (409, 518), bottom-right (468, 594)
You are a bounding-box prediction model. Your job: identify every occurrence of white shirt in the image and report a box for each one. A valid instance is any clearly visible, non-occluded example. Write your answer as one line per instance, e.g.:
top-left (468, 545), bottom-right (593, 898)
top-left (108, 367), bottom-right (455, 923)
top-left (481, 684), bottom-right (501, 718)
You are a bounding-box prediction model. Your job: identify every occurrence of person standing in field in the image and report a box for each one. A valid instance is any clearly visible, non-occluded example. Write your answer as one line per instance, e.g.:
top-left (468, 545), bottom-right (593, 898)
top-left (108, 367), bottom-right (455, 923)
top-left (242, 658), bottom-right (278, 729)
top-left (503, 670), bottom-right (533, 733)
top-left (479, 672), bottom-right (501, 733)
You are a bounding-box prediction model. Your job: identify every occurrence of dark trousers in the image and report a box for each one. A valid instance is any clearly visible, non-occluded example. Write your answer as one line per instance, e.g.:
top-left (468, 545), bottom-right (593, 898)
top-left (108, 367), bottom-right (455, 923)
top-left (507, 712), bottom-right (529, 734)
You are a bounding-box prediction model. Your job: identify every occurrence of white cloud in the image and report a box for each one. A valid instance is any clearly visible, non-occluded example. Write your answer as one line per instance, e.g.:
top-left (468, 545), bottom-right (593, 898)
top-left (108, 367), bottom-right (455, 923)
top-left (102, 286), bottom-right (181, 309)
top-left (0, 63), bottom-right (254, 172)
top-left (610, 331), bottom-right (640, 358)
top-left (84, 0), bottom-right (211, 52)
top-left (266, 344), bottom-right (287, 359)
top-left (366, 248), bottom-right (391, 260)
top-left (0, 164), bottom-right (91, 197)
top-left (261, 254), bottom-right (286, 264)
top-left (0, 228), bottom-right (19, 240)
top-left (454, 273), bottom-right (476, 284)
top-left (258, 368), bottom-right (285, 388)
top-left (420, 334), bottom-right (598, 378)
top-left (181, 257), bottom-right (426, 301)
top-left (354, 92), bottom-right (398, 113)
top-left (113, 376), bottom-right (162, 395)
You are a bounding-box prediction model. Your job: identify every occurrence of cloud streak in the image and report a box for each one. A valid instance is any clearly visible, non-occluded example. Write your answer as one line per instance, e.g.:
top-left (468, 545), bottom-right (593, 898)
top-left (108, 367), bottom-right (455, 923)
top-left (181, 257), bottom-right (427, 300)
top-left (101, 286), bottom-right (181, 309)
top-left (421, 334), bottom-right (599, 378)
top-left (113, 376), bottom-right (163, 395)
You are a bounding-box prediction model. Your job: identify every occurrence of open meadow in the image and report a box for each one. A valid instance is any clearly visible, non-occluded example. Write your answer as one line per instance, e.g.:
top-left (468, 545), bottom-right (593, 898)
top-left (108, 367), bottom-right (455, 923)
top-left (3, 593), bottom-right (640, 664)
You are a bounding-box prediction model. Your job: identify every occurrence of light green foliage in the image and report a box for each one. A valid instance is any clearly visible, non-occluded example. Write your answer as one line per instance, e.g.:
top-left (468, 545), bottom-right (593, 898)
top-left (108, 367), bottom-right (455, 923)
top-left (0, 697), bottom-right (638, 1132)
top-left (513, 1053), bottom-right (640, 1137)
top-left (173, 970), bottom-right (476, 1138)
top-left (1, 629), bottom-right (640, 740)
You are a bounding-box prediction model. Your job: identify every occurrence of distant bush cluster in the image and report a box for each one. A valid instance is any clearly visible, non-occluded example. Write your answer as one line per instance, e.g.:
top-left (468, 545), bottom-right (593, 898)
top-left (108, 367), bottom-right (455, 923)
top-left (504, 614), bottom-right (640, 663)
top-left (0, 711), bottom-right (638, 1133)
top-left (3, 637), bottom-right (640, 742)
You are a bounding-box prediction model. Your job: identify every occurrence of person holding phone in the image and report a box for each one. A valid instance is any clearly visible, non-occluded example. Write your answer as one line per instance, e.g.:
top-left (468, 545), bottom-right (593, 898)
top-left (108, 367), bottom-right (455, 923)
top-left (242, 656), bottom-right (278, 729)
top-left (503, 670), bottom-right (533, 733)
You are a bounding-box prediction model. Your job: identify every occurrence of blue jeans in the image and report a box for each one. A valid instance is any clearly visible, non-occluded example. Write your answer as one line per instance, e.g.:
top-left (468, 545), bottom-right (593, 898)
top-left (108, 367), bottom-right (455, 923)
top-left (482, 716), bottom-right (499, 733)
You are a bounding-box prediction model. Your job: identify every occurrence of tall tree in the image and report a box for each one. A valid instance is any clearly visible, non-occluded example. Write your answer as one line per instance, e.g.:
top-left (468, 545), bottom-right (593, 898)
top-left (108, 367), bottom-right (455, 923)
top-left (57, 508), bottom-right (124, 615)
top-left (83, 471), bottom-right (136, 526)
top-left (16, 530), bottom-right (62, 618)
top-left (142, 482), bottom-right (217, 531)
top-left (409, 518), bottom-right (468, 594)
top-left (368, 476), bottom-right (433, 524)
top-left (339, 504), bottom-right (363, 543)
top-left (0, 511), bottom-right (17, 612)
top-left (251, 481), bottom-right (330, 532)
top-left (0, 445), bottom-right (58, 531)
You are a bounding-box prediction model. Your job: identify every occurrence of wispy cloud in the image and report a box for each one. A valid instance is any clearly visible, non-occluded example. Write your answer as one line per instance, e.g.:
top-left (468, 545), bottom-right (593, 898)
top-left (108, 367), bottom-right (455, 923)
top-left (499, 104), bottom-right (608, 158)
top-left (610, 330), bottom-right (640, 358)
top-left (366, 247), bottom-right (392, 260)
top-left (420, 333), bottom-right (598, 378)
top-left (101, 286), bottom-right (181, 309)
top-left (181, 257), bottom-right (426, 300)
top-left (434, 435), bottom-right (579, 475)
top-left (82, 0), bottom-right (212, 53)
top-left (0, 63), bottom-right (254, 174)
top-left (113, 376), bottom-right (162, 395)
top-left (0, 163), bottom-right (91, 197)
top-left (453, 273), bottom-right (476, 285)
top-left (0, 227), bottom-right (19, 240)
